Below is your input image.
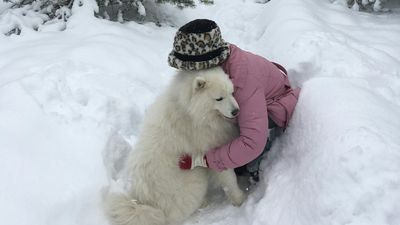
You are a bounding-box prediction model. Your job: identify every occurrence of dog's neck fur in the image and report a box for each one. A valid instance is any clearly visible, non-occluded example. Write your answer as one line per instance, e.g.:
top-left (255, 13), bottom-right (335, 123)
top-left (166, 75), bottom-right (237, 155)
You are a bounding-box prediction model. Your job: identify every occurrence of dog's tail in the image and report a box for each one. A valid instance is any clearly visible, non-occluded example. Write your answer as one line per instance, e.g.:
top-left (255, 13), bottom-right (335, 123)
top-left (105, 192), bottom-right (166, 225)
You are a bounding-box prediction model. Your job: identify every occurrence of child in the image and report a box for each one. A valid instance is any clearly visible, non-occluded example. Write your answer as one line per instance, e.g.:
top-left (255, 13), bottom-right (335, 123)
top-left (168, 19), bottom-right (300, 182)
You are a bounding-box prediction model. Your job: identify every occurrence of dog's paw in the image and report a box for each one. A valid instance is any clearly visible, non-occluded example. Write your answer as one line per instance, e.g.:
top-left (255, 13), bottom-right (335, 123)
top-left (228, 189), bottom-right (247, 207)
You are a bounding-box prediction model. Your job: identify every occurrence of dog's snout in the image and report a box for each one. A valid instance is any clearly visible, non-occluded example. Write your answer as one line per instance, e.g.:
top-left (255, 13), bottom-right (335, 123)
top-left (231, 108), bottom-right (239, 117)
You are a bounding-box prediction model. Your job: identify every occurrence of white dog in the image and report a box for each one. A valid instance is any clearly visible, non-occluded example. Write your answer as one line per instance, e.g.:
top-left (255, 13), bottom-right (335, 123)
top-left (106, 67), bottom-right (246, 225)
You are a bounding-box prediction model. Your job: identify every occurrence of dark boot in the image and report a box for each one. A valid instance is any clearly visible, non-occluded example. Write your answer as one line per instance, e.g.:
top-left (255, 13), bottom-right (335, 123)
top-left (249, 170), bottom-right (260, 183)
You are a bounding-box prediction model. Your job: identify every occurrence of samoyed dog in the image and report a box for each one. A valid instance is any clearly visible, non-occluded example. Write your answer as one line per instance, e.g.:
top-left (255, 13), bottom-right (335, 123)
top-left (106, 67), bottom-right (246, 225)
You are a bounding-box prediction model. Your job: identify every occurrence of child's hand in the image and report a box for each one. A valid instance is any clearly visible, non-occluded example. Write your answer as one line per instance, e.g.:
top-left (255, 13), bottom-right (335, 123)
top-left (179, 154), bottom-right (208, 170)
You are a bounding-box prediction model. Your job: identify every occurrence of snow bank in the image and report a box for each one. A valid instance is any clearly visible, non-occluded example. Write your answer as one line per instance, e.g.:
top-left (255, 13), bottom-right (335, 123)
top-left (253, 78), bottom-right (400, 225)
top-left (0, 2), bottom-right (175, 225)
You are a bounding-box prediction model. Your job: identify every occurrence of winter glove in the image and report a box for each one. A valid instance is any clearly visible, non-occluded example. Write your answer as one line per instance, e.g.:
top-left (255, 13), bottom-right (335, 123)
top-left (179, 154), bottom-right (208, 170)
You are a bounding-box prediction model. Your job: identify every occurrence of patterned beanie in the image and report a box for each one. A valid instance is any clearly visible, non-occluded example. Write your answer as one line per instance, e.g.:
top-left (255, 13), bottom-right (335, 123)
top-left (168, 19), bottom-right (230, 71)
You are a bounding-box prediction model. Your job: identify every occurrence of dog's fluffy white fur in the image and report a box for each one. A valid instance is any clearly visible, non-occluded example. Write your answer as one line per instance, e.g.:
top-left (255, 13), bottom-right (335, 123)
top-left (105, 67), bottom-right (246, 225)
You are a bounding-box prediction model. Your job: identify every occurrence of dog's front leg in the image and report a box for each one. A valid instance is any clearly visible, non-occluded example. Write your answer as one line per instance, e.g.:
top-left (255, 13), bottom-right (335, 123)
top-left (211, 169), bottom-right (247, 206)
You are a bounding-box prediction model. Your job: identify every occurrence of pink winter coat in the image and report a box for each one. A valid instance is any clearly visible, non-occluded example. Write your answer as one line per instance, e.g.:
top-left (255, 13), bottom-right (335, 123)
top-left (205, 44), bottom-right (301, 171)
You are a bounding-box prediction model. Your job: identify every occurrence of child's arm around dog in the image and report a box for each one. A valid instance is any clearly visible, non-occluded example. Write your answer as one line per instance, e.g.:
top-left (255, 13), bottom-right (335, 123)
top-left (168, 19), bottom-right (300, 173)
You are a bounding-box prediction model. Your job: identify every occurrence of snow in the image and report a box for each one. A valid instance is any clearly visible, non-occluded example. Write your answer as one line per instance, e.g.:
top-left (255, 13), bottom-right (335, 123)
top-left (1, 0), bottom-right (400, 225)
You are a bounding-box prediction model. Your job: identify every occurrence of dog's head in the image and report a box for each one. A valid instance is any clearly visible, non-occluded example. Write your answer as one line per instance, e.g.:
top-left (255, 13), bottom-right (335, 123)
top-left (188, 67), bottom-right (239, 121)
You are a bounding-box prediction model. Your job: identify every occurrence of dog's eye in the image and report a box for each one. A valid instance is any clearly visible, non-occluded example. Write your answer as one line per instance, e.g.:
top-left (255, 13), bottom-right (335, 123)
top-left (215, 97), bottom-right (224, 101)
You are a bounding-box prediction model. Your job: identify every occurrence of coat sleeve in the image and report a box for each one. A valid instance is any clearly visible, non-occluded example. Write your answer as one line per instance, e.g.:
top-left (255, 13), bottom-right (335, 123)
top-left (205, 80), bottom-right (269, 171)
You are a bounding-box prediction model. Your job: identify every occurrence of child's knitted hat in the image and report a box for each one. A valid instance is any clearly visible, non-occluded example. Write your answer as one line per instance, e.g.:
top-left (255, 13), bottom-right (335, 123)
top-left (168, 19), bottom-right (230, 71)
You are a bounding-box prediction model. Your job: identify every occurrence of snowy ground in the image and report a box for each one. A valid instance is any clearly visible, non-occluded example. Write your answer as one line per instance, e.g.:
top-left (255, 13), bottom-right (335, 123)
top-left (1, 0), bottom-right (400, 225)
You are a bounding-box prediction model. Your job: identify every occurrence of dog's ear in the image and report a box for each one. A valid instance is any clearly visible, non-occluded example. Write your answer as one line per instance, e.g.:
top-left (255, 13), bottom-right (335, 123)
top-left (193, 77), bottom-right (207, 91)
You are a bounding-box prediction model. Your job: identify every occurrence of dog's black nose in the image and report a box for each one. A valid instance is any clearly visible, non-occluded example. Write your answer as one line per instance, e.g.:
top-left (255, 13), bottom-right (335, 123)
top-left (231, 108), bottom-right (239, 116)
